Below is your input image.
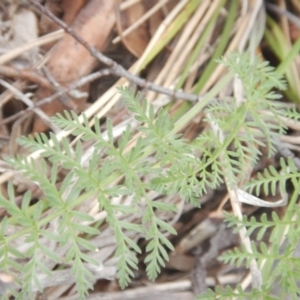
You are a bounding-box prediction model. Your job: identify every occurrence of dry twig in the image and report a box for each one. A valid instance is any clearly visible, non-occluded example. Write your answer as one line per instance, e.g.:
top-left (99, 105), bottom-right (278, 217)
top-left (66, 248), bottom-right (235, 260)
top-left (0, 69), bottom-right (112, 125)
top-left (29, 0), bottom-right (206, 103)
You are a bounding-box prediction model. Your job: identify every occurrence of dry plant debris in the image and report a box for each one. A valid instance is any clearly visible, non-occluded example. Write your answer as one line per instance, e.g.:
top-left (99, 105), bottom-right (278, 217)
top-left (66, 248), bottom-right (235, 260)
top-left (0, 0), bottom-right (300, 299)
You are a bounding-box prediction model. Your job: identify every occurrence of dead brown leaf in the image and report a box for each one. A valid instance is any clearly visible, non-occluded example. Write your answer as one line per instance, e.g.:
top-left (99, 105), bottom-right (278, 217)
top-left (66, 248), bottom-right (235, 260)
top-left (33, 0), bottom-right (116, 133)
top-left (115, 1), bottom-right (149, 57)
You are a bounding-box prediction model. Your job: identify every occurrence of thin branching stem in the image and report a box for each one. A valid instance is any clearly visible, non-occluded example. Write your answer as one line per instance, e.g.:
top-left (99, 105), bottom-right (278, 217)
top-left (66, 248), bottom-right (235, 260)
top-left (29, 0), bottom-right (209, 103)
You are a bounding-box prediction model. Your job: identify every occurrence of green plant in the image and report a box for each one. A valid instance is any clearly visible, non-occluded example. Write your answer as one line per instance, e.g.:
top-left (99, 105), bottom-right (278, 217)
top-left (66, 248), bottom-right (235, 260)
top-left (1, 52), bottom-right (300, 299)
top-left (265, 16), bottom-right (300, 103)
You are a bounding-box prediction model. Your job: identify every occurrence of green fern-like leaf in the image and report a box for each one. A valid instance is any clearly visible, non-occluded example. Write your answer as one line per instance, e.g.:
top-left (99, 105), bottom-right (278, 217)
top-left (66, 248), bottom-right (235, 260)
top-left (2, 52), bottom-right (300, 299)
top-left (245, 157), bottom-right (300, 196)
